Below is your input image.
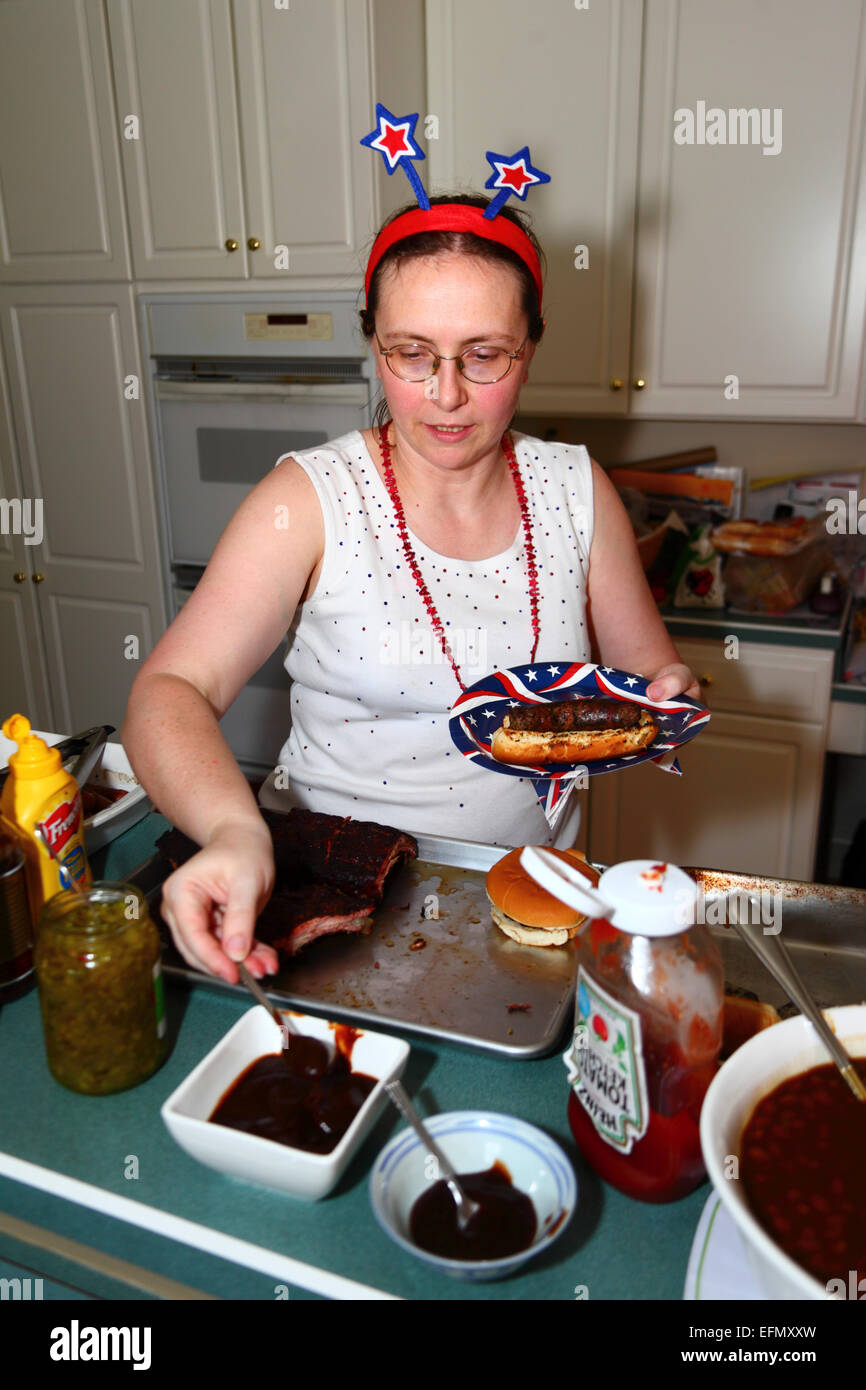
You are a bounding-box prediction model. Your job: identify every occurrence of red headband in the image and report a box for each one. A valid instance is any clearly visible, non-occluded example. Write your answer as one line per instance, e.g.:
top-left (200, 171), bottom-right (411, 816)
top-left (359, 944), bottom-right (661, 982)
top-left (364, 204), bottom-right (543, 310)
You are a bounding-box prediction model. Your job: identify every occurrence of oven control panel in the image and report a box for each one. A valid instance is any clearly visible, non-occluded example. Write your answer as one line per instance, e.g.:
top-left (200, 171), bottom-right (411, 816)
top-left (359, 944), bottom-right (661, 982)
top-left (244, 312), bottom-right (333, 342)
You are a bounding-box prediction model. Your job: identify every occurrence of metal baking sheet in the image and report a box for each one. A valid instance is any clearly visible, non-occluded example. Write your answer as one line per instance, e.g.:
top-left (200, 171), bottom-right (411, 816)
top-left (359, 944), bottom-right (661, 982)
top-left (131, 833), bottom-right (578, 1058)
top-left (130, 840), bottom-right (866, 1059)
top-left (691, 868), bottom-right (866, 1016)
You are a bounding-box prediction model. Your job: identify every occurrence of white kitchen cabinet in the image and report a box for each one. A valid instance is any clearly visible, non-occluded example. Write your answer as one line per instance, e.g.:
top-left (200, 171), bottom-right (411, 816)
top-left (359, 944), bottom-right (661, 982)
top-left (0, 0), bottom-right (130, 283)
top-left (0, 284), bottom-right (167, 734)
top-left (427, 0), bottom-right (866, 421)
top-left (107, 0), bottom-right (377, 282)
top-left (631, 0), bottom-right (866, 419)
top-left (0, 354), bottom-right (53, 726)
top-left (587, 639), bottom-right (835, 881)
top-left (426, 0), bottom-right (643, 416)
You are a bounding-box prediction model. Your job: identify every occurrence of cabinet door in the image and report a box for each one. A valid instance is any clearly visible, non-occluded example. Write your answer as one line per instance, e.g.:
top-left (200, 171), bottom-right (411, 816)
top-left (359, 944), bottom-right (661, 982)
top-left (633, 0), bottom-right (866, 419)
top-left (0, 0), bottom-right (130, 283)
top-left (426, 0), bottom-right (643, 414)
top-left (107, 0), bottom-right (248, 280)
top-left (231, 0), bottom-right (376, 281)
top-left (587, 711), bottom-right (827, 881)
top-left (673, 637), bottom-right (834, 724)
top-left (0, 354), bottom-right (53, 726)
top-left (0, 285), bottom-right (167, 734)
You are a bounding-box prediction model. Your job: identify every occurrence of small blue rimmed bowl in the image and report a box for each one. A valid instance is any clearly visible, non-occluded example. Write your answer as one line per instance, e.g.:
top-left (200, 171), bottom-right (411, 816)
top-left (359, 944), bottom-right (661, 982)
top-left (369, 1110), bottom-right (577, 1282)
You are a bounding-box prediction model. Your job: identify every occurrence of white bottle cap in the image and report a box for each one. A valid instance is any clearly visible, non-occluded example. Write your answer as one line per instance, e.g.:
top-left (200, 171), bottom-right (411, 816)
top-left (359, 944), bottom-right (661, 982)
top-left (596, 860), bottom-right (697, 937)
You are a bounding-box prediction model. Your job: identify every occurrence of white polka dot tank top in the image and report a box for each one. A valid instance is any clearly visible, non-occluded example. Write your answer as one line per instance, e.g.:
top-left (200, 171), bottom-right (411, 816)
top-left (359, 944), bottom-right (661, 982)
top-left (259, 428), bottom-right (594, 849)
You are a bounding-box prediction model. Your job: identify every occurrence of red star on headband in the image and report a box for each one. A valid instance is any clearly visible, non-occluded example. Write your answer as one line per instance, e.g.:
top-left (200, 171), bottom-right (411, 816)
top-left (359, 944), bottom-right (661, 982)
top-left (495, 162), bottom-right (534, 194)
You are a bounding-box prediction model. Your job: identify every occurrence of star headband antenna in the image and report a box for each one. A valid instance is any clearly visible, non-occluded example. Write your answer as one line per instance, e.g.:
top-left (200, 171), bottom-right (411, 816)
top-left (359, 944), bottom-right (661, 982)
top-left (360, 104), bottom-right (430, 209)
top-left (360, 104), bottom-right (551, 307)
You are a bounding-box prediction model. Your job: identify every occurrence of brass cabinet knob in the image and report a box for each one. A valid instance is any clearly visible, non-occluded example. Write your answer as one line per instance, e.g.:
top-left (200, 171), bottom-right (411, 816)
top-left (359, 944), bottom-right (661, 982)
top-left (225, 238), bottom-right (239, 252)
top-left (13, 571), bottom-right (26, 583)
top-left (633, 377), bottom-right (646, 390)
top-left (32, 572), bottom-right (45, 583)
top-left (247, 237), bottom-right (261, 251)
top-left (609, 377), bottom-right (623, 391)
top-left (699, 673), bottom-right (713, 686)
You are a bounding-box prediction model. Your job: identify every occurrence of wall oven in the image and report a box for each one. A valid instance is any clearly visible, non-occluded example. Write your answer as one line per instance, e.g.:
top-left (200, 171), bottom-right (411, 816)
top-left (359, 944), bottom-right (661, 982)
top-left (142, 293), bottom-right (373, 771)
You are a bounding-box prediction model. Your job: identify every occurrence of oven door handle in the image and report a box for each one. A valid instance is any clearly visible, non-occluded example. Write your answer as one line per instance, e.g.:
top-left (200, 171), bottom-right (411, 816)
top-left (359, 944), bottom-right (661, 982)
top-left (155, 380), bottom-right (369, 405)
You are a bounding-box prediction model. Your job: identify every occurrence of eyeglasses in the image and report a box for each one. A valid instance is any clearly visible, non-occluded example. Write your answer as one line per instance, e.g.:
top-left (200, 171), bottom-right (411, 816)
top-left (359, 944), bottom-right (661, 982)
top-left (375, 335), bottom-right (528, 384)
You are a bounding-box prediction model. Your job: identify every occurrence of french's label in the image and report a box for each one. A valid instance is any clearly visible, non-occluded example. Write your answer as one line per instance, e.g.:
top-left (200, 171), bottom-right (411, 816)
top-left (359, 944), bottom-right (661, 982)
top-left (563, 967), bottom-right (649, 1153)
top-left (39, 792), bottom-right (89, 885)
top-left (40, 796), bottom-right (82, 856)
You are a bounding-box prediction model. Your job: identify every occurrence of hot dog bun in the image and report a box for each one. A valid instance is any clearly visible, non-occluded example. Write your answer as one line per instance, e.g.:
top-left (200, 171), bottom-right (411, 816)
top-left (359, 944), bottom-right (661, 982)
top-left (491, 701), bottom-right (658, 765)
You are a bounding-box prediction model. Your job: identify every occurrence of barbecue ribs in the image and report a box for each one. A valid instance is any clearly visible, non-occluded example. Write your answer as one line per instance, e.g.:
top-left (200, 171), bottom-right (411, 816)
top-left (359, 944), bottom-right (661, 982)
top-left (155, 807), bottom-right (417, 957)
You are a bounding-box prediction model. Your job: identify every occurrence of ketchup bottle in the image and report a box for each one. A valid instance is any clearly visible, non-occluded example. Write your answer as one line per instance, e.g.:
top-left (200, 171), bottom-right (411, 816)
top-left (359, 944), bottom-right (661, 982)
top-left (563, 861), bottom-right (723, 1202)
top-left (520, 850), bottom-right (723, 1204)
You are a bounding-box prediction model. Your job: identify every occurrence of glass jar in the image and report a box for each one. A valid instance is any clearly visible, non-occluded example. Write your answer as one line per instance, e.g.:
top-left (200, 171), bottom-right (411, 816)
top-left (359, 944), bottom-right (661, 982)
top-left (34, 882), bottom-right (167, 1094)
top-left (561, 860), bottom-right (724, 1203)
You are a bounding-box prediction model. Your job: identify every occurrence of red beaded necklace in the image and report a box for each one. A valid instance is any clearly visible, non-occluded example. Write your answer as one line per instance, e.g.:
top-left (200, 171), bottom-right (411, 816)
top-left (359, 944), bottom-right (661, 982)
top-left (376, 423), bottom-right (540, 690)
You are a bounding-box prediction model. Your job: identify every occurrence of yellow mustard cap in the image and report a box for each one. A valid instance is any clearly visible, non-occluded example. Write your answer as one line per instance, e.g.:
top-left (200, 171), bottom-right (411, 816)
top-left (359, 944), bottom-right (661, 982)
top-left (2, 713), bottom-right (62, 779)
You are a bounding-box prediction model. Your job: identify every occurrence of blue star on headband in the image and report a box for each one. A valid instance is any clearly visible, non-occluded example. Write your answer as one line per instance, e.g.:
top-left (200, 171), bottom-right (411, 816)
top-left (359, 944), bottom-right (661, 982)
top-left (360, 103), bottom-right (430, 210)
top-left (483, 146), bottom-right (550, 219)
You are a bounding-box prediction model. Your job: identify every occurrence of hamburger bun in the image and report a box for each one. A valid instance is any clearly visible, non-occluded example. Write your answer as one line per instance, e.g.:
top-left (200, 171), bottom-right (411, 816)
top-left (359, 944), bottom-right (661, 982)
top-left (486, 846), bottom-right (600, 947)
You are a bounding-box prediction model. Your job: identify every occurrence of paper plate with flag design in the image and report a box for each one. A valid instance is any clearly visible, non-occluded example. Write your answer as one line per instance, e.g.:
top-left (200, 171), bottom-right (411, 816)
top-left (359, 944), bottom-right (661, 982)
top-left (449, 661), bottom-right (709, 825)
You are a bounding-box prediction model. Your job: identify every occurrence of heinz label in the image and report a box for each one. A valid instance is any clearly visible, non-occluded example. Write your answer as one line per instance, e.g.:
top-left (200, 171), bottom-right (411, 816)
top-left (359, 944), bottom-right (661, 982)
top-left (563, 967), bottom-right (649, 1153)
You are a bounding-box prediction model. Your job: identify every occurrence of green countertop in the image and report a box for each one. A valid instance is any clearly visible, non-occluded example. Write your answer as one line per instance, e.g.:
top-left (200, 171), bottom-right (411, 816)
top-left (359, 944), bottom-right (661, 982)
top-left (659, 595), bottom-right (850, 651)
top-left (0, 811), bottom-right (712, 1302)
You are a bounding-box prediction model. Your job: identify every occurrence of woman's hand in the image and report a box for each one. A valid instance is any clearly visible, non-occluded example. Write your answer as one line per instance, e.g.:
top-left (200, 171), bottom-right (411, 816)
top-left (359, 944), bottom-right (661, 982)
top-left (159, 820), bottom-right (279, 984)
top-left (646, 662), bottom-right (702, 703)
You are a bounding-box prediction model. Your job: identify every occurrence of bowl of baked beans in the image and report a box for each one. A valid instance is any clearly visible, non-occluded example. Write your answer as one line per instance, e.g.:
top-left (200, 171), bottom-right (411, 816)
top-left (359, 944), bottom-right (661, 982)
top-left (700, 1004), bottom-right (866, 1300)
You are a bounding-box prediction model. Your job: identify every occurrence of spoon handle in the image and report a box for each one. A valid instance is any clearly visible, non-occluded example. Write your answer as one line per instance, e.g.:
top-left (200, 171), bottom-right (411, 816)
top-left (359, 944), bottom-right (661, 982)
top-left (384, 1080), bottom-right (481, 1230)
top-left (732, 919), bottom-right (866, 1103)
top-left (236, 962), bottom-right (295, 1044)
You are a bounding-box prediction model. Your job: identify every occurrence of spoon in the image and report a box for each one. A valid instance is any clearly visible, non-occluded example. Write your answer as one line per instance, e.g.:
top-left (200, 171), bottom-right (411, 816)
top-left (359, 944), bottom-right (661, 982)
top-left (384, 1079), bottom-right (481, 1232)
top-left (729, 915), bottom-right (866, 1103)
top-left (236, 961), bottom-right (297, 1051)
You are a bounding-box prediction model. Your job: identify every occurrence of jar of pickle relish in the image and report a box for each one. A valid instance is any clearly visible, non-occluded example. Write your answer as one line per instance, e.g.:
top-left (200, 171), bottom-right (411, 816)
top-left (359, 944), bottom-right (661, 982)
top-left (34, 882), bottom-right (167, 1094)
top-left (562, 861), bottom-right (724, 1203)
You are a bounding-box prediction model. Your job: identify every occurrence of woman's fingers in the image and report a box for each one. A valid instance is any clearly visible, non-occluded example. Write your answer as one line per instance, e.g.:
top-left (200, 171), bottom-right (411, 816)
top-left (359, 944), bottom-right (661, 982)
top-left (162, 877), bottom-right (239, 981)
top-left (159, 837), bottom-right (276, 983)
top-left (646, 662), bottom-right (702, 702)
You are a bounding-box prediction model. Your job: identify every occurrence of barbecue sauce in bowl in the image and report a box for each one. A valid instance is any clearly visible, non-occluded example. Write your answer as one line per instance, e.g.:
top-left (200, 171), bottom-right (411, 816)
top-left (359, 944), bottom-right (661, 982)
top-left (209, 1027), bottom-right (377, 1155)
top-left (409, 1162), bottom-right (537, 1261)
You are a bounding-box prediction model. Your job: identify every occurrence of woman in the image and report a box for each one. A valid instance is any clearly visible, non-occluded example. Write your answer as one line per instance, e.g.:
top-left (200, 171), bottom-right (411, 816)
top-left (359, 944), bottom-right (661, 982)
top-left (122, 194), bottom-right (698, 984)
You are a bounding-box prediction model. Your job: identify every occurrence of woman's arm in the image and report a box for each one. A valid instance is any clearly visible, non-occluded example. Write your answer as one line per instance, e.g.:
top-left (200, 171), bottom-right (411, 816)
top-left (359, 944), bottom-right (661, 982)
top-left (121, 459), bottom-right (324, 979)
top-left (585, 461), bottom-right (701, 701)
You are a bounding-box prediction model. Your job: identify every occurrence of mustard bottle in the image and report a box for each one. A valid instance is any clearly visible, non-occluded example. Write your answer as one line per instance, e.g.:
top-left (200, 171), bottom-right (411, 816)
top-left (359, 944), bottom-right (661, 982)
top-left (1, 714), bottom-right (92, 917)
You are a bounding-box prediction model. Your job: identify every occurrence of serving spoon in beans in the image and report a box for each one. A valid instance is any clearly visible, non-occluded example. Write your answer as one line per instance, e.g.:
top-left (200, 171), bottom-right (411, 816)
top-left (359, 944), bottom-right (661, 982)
top-left (730, 916), bottom-right (866, 1103)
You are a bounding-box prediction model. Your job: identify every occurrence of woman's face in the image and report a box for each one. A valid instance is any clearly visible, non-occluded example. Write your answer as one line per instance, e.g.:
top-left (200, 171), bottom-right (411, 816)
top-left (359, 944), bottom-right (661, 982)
top-left (372, 252), bottom-right (535, 470)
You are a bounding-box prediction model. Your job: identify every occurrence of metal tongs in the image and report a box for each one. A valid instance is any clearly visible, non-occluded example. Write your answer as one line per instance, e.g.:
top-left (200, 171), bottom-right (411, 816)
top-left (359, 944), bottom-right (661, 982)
top-left (0, 724), bottom-right (114, 795)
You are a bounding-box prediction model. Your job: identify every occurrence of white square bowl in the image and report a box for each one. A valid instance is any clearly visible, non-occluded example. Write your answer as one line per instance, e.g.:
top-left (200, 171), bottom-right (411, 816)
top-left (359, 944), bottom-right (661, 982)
top-left (161, 1006), bottom-right (410, 1200)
